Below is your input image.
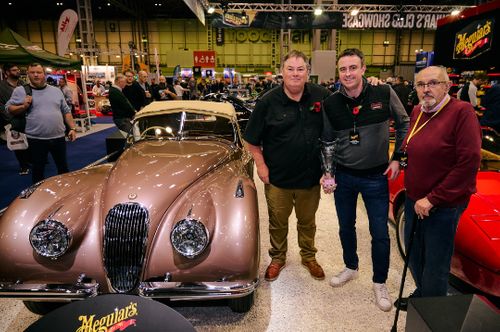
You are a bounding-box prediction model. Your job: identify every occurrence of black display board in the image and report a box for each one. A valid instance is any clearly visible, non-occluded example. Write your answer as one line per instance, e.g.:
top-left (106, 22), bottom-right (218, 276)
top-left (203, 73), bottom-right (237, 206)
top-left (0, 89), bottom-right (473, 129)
top-left (434, 1), bottom-right (499, 70)
top-left (26, 294), bottom-right (196, 332)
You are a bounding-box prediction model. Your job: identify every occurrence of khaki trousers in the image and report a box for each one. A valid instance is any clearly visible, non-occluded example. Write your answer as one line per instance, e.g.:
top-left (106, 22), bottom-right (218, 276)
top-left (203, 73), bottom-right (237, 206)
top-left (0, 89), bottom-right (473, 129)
top-left (264, 184), bottom-right (321, 264)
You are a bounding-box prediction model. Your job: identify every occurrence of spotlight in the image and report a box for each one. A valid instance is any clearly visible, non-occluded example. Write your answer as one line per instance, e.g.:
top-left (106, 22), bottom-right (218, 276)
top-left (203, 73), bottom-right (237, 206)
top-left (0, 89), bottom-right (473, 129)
top-left (451, 9), bottom-right (460, 16)
top-left (207, 6), bottom-right (215, 14)
top-left (350, 9), bottom-right (359, 16)
top-left (314, 8), bottom-right (323, 16)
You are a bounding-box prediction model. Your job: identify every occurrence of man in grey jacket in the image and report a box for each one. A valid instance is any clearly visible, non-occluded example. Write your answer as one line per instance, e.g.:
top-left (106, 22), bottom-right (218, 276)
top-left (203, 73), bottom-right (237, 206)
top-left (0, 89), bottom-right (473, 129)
top-left (321, 48), bottom-right (409, 312)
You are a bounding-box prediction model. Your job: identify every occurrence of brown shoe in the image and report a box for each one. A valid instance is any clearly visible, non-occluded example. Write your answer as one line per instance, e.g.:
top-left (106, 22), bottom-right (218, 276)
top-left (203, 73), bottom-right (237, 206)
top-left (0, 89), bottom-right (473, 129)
top-left (265, 262), bottom-right (285, 281)
top-left (302, 260), bottom-right (325, 280)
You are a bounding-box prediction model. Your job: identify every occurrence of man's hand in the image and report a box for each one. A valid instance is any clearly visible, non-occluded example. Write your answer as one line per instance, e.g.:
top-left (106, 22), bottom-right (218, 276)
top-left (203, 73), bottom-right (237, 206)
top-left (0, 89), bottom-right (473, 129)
top-left (383, 160), bottom-right (400, 181)
top-left (67, 129), bottom-right (77, 142)
top-left (256, 163), bottom-right (270, 184)
top-left (320, 173), bottom-right (337, 194)
top-left (414, 197), bottom-right (434, 219)
top-left (23, 95), bottom-right (32, 110)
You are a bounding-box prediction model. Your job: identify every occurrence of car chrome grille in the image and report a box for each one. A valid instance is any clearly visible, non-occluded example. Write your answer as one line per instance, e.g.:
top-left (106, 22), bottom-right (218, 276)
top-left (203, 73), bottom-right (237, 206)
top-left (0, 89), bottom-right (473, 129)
top-left (104, 202), bottom-right (149, 293)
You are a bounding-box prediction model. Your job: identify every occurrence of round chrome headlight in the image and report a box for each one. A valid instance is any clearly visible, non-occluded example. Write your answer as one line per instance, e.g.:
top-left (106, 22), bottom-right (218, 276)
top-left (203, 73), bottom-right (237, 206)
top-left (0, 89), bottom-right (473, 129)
top-left (170, 219), bottom-right (209, 258)
top-left (30, 219), bottom-right (71, 259)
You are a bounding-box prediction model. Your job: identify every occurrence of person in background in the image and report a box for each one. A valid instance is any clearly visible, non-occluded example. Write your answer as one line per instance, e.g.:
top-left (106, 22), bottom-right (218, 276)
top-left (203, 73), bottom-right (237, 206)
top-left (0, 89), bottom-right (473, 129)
top-left (109, 74), bottom-right (136, 133)
top-left (6, 63), bottom-right (77, 184)
top-left (479, 83), bottom-right (500, 133)
top-left (244, 50), bottom-right (331, 282)
top-left (173, 80), bottom-right (189, 99)
top-left (321, 48), bottom-right (409, 312)
top-left (92, 80), bottom-right (106, 97)
top-left (0, 63), bottom-right (31, 175)
top-left (457, 73), bottom-right (488, 108)
top-left (396, 66), bottom-right (481, 311)
top-left (123, 70), bottom-right (146, 111)
top-left (137, 70), bottom-right (152, 105)
top-left (392, 76), bottom-right (411, 112)
top-left (59, 77), bottom-right (74, 116)
top-left (152, 76), bottom-right (177, 101)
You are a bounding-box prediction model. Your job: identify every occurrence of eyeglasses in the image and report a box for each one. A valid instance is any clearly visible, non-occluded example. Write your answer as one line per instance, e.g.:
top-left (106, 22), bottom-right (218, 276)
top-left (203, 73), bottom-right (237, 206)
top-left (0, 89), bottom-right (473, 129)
top-left (415, 80), bottom-right (447, 89)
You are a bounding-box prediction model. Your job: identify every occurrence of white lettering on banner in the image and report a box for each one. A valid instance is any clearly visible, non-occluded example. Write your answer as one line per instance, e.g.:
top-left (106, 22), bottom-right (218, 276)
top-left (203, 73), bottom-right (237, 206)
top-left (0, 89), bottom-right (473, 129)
top-left (342, 13), bottom-right (447, 30)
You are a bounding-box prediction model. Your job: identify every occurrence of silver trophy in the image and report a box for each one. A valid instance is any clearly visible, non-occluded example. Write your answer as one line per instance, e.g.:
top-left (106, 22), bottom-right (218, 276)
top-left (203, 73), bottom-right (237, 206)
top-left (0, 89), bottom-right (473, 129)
top-left (320, 139), bottom-right (339, 191)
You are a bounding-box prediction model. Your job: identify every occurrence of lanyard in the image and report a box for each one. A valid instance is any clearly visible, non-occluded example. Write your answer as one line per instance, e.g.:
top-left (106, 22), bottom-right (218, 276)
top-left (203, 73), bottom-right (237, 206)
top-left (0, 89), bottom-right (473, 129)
top-left (405, 99), bottom-right (449, 148)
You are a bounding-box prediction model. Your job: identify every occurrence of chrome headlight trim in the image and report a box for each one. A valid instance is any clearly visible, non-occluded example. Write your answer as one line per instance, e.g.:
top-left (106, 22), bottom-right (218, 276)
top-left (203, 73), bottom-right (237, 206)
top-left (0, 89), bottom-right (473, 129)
top-left (30, 219), bottom-right (71, 259)
top-left (170, 218), bottom-right (209, 259)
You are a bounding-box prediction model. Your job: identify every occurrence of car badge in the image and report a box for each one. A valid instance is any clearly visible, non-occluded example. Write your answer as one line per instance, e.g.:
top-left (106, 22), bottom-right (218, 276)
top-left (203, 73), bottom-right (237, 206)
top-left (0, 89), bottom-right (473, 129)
top-left (128, 193), bottom-right (137, 200)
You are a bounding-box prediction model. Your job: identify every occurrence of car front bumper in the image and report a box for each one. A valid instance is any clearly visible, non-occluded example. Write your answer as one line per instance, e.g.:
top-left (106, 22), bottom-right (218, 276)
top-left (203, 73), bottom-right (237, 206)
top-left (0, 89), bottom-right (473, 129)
top-left (0, 279), bottom-right (259, 301)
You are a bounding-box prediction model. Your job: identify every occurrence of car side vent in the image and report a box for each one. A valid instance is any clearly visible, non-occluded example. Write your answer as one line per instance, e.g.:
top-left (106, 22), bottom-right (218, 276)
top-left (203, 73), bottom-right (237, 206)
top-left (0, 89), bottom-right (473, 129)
top-left (104, 202), bottom-right (149, 293)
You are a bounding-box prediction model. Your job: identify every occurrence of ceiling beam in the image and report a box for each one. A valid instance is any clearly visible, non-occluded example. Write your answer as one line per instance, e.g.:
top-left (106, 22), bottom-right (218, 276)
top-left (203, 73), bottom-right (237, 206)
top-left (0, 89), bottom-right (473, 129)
top-left (206, 3), bottom-right (471, 14)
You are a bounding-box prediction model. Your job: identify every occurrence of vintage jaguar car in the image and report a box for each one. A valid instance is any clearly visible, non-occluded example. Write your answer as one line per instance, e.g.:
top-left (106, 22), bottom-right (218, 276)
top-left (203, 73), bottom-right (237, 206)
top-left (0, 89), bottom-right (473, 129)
top-left (389, 128), bottom-right (500, 299)
top-left (0, 100), bottom-right (260, 314)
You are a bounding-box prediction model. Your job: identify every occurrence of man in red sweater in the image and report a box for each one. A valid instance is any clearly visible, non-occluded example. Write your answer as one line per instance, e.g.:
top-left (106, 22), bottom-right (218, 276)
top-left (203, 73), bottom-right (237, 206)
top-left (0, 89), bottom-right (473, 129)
top-left (396, 66), bottom-right (482, 310)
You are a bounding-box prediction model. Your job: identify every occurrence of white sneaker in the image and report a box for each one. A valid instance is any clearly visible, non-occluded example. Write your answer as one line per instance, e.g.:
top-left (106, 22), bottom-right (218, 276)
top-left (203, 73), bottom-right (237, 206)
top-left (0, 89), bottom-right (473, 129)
top-left (373, 283), bottom-right (392, 312)
top-left (329, 267), bottom-right (359, 287)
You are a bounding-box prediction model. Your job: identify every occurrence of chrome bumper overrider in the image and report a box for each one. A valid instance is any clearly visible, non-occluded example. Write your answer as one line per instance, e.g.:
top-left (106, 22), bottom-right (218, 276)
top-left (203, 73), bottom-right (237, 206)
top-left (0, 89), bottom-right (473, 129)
top-left (138, 279), bottom-right (259, 301)
top-left (0, 279), bottom-right (259, 301)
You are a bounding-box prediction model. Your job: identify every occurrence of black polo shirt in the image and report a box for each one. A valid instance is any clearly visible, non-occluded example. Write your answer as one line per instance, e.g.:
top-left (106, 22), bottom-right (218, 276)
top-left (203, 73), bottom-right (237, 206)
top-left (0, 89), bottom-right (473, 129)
top-left (244, 83), bottom-right (331, 188)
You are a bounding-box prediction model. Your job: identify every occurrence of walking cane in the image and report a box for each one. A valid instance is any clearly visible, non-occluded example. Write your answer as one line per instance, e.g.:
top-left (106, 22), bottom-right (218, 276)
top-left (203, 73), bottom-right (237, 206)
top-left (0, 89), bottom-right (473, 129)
top-left (391, 211), bottom-right (419, 332)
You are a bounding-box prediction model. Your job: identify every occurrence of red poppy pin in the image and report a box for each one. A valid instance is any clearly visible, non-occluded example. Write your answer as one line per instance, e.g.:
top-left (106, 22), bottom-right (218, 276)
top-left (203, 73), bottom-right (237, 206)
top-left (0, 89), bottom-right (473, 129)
top-left (352, 105), bottom-right (362, 115)
top-left (310, 102), bottom-right (321, 113)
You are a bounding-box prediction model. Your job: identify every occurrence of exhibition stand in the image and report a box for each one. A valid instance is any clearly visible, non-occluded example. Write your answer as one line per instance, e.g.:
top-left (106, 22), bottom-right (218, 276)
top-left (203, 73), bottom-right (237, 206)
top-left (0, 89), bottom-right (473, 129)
top-left (25, 294), bottom-right (196, 332)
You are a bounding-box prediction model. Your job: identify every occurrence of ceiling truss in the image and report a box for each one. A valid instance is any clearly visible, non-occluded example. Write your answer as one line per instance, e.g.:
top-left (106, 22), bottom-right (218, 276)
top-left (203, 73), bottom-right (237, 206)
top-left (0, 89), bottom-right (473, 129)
top-left (205, 3), bottom-right (471, 14)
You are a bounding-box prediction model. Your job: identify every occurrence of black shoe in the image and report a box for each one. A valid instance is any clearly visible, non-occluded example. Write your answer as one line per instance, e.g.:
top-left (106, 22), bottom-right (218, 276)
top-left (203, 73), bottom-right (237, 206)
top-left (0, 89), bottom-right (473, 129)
top-left (394, 292), bottom-right (416, 311)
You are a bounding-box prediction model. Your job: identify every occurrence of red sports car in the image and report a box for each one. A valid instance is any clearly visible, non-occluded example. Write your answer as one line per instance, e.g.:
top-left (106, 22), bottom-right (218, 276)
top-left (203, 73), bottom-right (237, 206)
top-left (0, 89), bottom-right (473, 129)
top-left (389, 128), bottom-right (500, 298)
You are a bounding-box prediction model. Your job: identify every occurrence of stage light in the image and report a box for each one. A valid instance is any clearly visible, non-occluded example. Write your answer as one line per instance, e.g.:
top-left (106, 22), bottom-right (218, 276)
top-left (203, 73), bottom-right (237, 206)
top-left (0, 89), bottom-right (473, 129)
top-left (350, 9), bottom-right (359, 16)
top-left (207, 6), bottom-right (215, 14)
top-left (314, 8), bottom-right (323, 16)
top-left (451, 9), bottom-right (460, 16)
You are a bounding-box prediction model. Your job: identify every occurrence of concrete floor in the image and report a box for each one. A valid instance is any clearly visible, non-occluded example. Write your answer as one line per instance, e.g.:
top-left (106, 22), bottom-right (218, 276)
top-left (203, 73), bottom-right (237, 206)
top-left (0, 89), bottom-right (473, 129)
top-left (0, 176), bottom-right (414, 331)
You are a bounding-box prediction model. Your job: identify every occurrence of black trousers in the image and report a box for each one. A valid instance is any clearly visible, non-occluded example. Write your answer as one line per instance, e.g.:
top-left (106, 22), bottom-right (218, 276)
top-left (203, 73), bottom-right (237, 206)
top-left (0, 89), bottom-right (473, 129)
top-left (27, 137), bottom-right (68, 184)
top-left (14, 149), bottom-right (30, 169)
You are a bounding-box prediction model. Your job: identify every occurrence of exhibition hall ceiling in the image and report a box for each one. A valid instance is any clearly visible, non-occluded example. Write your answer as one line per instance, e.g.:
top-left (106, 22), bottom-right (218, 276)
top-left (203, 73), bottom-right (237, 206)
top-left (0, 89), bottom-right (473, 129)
top-left (2, 0), bottom-right (486, 20)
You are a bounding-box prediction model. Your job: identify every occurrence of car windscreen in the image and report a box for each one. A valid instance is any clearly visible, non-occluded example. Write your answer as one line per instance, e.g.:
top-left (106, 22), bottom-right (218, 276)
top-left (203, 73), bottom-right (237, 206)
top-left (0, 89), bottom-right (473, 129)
top-left (134, 112), bottom-right (236, 142)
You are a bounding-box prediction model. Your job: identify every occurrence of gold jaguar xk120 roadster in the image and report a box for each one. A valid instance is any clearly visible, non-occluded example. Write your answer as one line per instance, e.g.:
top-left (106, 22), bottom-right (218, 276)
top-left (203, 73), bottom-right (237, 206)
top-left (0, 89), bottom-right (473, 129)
top-left (0, 100), bottom-right (259, 314)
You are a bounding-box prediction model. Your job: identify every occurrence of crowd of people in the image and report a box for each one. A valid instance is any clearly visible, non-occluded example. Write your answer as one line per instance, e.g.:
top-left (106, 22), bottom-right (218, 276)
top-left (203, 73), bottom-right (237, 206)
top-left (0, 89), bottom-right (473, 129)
top-left (0, 49), bottom-right (495, 319)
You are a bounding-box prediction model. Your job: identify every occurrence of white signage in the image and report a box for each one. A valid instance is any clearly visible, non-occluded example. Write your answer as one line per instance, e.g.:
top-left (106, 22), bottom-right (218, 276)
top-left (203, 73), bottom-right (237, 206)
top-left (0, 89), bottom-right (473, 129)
top-left (57, 9), bottom-right (78, 56)
top-left (342, 13), bottom-right (448, 30)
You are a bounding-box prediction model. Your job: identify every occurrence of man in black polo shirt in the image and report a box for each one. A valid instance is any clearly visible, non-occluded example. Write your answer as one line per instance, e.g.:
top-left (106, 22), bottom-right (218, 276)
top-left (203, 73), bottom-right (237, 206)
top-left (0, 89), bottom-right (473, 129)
top-left (244, 50), bottom-right (331, 282)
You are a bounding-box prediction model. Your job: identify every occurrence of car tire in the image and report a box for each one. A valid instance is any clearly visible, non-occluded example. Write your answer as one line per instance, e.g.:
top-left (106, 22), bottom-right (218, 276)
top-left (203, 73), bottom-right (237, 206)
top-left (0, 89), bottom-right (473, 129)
top-left (395, 204), bottom-right (407, 259)
top-left (228, 292), bottom-right (254, 313)
top-left (23, 301), bottom-right (65, 315)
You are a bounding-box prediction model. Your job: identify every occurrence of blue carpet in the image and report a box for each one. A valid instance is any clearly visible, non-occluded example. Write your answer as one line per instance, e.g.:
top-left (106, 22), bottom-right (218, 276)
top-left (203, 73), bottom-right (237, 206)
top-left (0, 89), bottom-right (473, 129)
top-left (0, 126), bottom-right (117, 208)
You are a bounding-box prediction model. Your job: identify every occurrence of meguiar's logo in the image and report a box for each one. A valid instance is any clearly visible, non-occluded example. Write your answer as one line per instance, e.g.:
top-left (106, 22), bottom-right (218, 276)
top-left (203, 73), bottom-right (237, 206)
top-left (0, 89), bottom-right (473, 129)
top-left (76, 302), bottom-right (138, 332)
top-left (454, 18), bottom-right (494, 59)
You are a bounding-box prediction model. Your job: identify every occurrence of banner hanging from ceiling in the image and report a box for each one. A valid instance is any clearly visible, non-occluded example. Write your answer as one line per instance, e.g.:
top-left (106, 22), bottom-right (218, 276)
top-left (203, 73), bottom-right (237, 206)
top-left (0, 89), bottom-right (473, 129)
top-left (57, 9), bottom-right (78, 56)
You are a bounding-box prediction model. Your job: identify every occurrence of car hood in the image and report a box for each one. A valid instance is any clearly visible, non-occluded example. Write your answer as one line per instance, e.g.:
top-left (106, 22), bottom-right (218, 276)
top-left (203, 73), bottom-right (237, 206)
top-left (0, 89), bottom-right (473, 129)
top-left (102, 140), bottom-right (232, 211)
top-left (471, 171), bottom-right (500, 240)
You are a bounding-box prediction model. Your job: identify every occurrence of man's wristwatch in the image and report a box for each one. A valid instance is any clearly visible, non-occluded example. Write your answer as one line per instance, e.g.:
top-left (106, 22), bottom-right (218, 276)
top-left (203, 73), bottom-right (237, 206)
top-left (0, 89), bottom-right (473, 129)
top-left (70, 128), bottom-right (76, 131)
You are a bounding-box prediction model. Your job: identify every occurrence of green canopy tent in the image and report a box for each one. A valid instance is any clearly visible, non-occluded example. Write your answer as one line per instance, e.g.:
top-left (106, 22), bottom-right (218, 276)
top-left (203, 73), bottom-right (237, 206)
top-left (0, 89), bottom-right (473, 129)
top-left (0, 28), bottom-right (81, 68)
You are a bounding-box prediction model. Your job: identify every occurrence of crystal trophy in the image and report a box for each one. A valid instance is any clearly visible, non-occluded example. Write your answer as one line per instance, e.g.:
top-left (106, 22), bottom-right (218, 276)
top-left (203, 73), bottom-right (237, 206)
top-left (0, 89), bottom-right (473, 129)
top-left (320, 139), bottom-right (338, 190)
